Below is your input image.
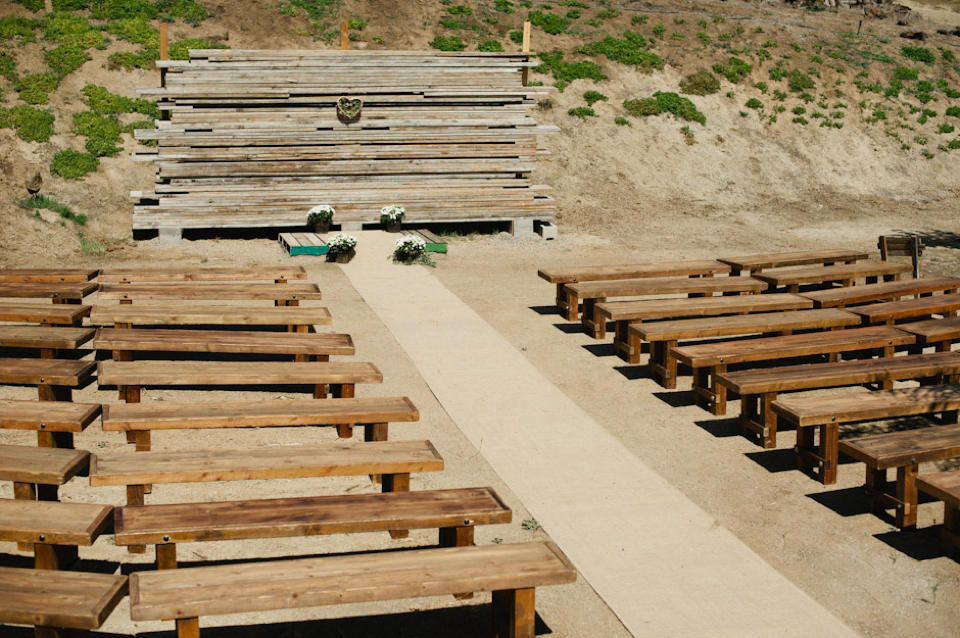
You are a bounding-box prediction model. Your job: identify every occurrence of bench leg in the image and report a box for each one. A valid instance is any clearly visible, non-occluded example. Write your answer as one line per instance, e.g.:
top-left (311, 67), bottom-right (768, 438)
top-left (35, 628), bottom-right (87, 638)
top-left (37, 431), bottom-right (74, 449)
top-left (493, 588), bottom-right (536, 638)
top-left (334, 384), bottom-right (356, 436)
top-left (820, 423), bottom-right (838, 485)
top-left (554, 283), bottom-right (566, 317)
top-left (383, 473), bottom-right (410, 538)
top-left (34, 543), bottom-right (79, 571)
top-left (692, 367), bottom-right (713, 412)
top-left (126, 485), bottom-right (148, 554)
top-left (365, 423), bottom-right (389, 484)
top-left (650, 340), bottom-right (677, 389)
top-left (176, 617), bottom-right (200, 638)
top-left (711, 364), bottom-right (727, 416)
top-left (896, 464), bottom-right (919, 529)
top-left (739, 392), bottom-right (778, 449)
top-left (943, 504), bottom-right (960, 560)
top-left (14, 481), bottom-right (37, 552)
top-left (580, 298), bottom-right (602, 338)
top-left (795, 426), bottom-right (816, 478)
top-left (440, 526), bottom-right (475, 599)
top-left (865, 467), bottom-right (888, 519)
top-left (157, 543), bottom-right (178, 569)
top-left (38, 385), bottom-right (72, 402)
top-left (563, 288), bottom-right (579, 322)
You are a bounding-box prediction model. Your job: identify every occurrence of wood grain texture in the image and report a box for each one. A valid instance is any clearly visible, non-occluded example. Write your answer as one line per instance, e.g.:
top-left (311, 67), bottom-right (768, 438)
top-left (0, 269), bottom-right (98, 283)
top-left (630, 307), bottom-right (859, 342)
top-left (0, 303), bottom-right (91, 325)
top-left (0, 499), bottom-right (113, 545)
top-left (0, 444), bottom-right (90, 484)
top-left (0, 566), bottom-right (127, 629)
top-left (98, 266), bottom-right (306, 282)
top-left (752, 261), bottom-right (910, 287)
top-left (851, 295), bottom-right (960, 324)
top-left (98, 360), bottom-right (380, 386)
top-left (94, 328), bottom-right (353, 355)
top-left (565, 275), bottom-right (767, 299)
top-left (0, 326), bottom-right (95, 349)
top-left (799, 276), bottom-right (960, 308)
top-left (717, 249), bottom-right (868, 272)
top-left (839, 423), bottom-right (960, 469)
top-left (772, 384), bottom-right (960, 427)
top-left (596, 293), bottom-right (814, 322)
top-left (0, 358), bottom-right (96, 386)
top-left (90, 304), bottom-right (332, 326)
top-left (917, 469), bottom-right (960, 506)
top-left (0, 282), bottom-right (97, 300)
top-left (97, 282), bottom-right (321, 301)
top-left (537, 260), bottom-right (731, 284)
top-left (0, 400), bottom-right (101, 432)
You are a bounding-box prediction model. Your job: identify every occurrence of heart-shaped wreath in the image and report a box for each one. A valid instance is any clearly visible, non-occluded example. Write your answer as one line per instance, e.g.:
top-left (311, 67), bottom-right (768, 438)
top-left (337, 97), bottom-right (363, 120)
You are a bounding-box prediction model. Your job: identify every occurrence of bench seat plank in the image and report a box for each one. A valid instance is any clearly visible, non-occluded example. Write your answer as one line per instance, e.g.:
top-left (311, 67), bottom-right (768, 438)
top-left (0, 325), bottom-right (95, 350)
top-left (0, 444), bottom-right (89, 485)
top-left (0, 399), bottom-right (101, 432)
top-left (799, 276), bottom-right (960, 308)
top-left (94, 327), bottom-right (354, 356)
top-left (98, 266), bottom-right (306, 282)
top-left (917, 469), bottom-right (960, 559)
top-left (97, 360), bottom-right (381, 387)
top-left (0, 282), bottom-right (97, 301)
top-left (0, 567), bottom-right (127, 630)
top-left (851, 295), bottom-right (960, 325)
top-left (98, 282), bottom-right (321, 301)
top-left (0, 269), bottom-right (98, 283)
top-left (0, 357), bottom-right (96, 386)
top-left (899, 316), bottom-right (960, 350)
top-left (102, 396), bottom-right (416, 430)
top-left (0, 498), bottom-right (113, 546)
top-left (0, 303), bottom-right (91, 325)
top-left (90, 304), bottom-right (332, 327)
top-left (115, 486), bottom-right (509, 546)
top-left (90, 440), bottom-right (443, 486)
top-left (752, 261), bottom-right (909, 290)
top-left (717, 249), bottom-right (868, 274)
top-left (129, 541), bottom-right (575, 621)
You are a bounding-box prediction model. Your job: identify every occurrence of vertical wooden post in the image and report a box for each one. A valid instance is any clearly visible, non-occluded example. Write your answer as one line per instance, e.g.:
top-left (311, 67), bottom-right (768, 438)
top-left (521, 21), bottom-right (531, 86)
top-left (341, 19), bottom-right (349, 50)
top-left (159, 22), bottom-right (168, 87)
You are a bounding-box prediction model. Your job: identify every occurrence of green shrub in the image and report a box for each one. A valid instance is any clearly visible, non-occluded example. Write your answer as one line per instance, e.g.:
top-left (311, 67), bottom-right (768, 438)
top-left (787, 69), bottom-right (815, 92)
top-left (652, 24), bottom-right (665, 38)
top-left (51, 149), bottom-right (99, 179)
top-left (712, 56), bottom-right (752, 84)
top-left (155, 0), bottom-right (209, 26)
top-left (429, 35), bottom-right (466, 51)
top-left (945, 88), bottom-right (960, 99)
top-left (916, 92), bottom-right (933, 104)
top-left (697, 31), bottom-right (711, 46)
top-left (792, 106), bottom-right (806, 115)
top-left (73, 111), bottom-right (125, 157)
top-left (530, 11), bottom-right (570, 35)
top-left (536, 50), bottom-right (606, 85)
top-left (577, 33), bottom-right (663, 73)
top-left (917, 79), bottom-right (934, 92)
top-left (938, 123), bottom-right (955, 134)
top-left (52, 0), bottom-right (93, 9)
top-left (583, 90), bottom-right (608, 106)
top-left (14, 73), bottom-right (61, 105)
top-left (509, 29), bottom-right (523, 44)
top-left (614, 115), bottom-right (630, 126)
top-left (14, 0), bottom-right (45, 11)
top-left (439, 16), bottom-right (466, 29)
top-left (0, 105), bottom-right (55, 142)
top-left (597, 9), bottom-right (619, 19)
top-left (792, 116), bottom-right (808, 125)
top-left (745, 97), bottom-right (763, 110)
top-left (108, 50), bottom-right (158, 69)
top-left (0, 17), bottom-right (39, 43)
top-left (347, 18), bottom-right (366, 30)
top-left (45, 44), bottom-right (91, 76)
top-left (893, 66), bottom-right (918, 81)
top-left (680, 70), bottom-right (720, 96)
top-left (42, 13), bottom-right (108, 49)
top-left (495, 0), bottom-right (515, 13)
top-left (91, 0), bottom-right (158, 21)
top-left (755, 81), bottom-right (768, 94)
top-left (885, 79), bottom-right (903, 98)
top-left (19, 194), bottom-right (87, 225)
top-left (559, 0), bottom-right (588, 6)
top-left (0, 51), bottom-right (16, 82)
top-left (949, 139), bottom-right (960, 150)
top-left (566, 9), bottom-right (579, 19)
top-left (478, 39), bottom-right (503, 52)
top-left (568, 106), bottom-right (596, 119)
top-left (447, 5), bottom-right (472, 15)
top-left (947, 106), bottom-right (960, 118)
top-left (901, 46), bottom-right (934, 65)
top-left (82, 84), bottom-right (158, 117)
top-left (103, 17), bottom-right (158, 45)
top-left (623, 91), bottom-right (706, 125)
top-left (631, 15), bottom-right (648, 26)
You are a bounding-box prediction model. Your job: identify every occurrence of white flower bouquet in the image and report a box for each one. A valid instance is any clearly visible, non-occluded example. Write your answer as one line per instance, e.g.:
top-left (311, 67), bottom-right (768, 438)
top-left (326, 233), bottom-right (357, 253)
top-left (393, 235), bottom-right (426, 262)
top-left (307, 204), bottom-right (335, 224)
top-left (380, 204), bottom-right (406, 223)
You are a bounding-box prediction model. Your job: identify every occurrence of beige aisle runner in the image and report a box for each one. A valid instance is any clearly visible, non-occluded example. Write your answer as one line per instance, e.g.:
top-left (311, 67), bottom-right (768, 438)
top-left (342, 232), bottom-right (860, 638)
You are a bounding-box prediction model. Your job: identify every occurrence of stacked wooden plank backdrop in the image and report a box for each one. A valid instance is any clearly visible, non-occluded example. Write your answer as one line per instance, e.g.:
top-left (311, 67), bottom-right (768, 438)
top-left (132, 49), bottom-right (557, 239)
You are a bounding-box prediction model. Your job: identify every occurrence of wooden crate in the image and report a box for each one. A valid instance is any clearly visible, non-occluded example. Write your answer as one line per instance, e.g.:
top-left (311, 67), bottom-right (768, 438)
top-left (279, 232), bottom-right (328, 256)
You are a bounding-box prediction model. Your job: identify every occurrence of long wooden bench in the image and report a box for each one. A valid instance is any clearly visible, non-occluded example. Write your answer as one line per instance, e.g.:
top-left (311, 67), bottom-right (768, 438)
top-left (717, 249), bottom-right (868, 275)
top-left (630, 307), bottom-right (860, 388)
top-left (0, 499), bottom-right (113, 570)
top-left (917, 469), bottom-right (960, 559)
top-left (0, 268), bottom-right (98, 283)
top-left (93, 327), bottom-right (355, 363)
top-left (90, 304), bottom-right (333, 331)
top-left (115, 487), bottom-right (511, 569)
top-left (98, 282), bottom-right (322, 306)
top-left (0, 282), bottom-right (97, 304)
top-left (899, 316), bottom-right (960, 352)
top-left (0, 399), bottom-right (101, 449)
top-left (129, 541), bottom-right (576, 638)
top-left (0, 566), bottom-right (127, 637)
top-left (538, 259), bottom-right (732, 320)
top-left (90, 439), bottom-right (444, 508)
top-left (0, 303), bottom-right (91, 326)
top-left (849, 295), bottom-right (960, 326)
top-left (772, 384), bottom-right (960, 485)
top-left (566, 276), bottom-right (768, 338)
top-left (0, 326), bottom-right (96, 358)
top-left (799, 275), bottom-right (960, 308)
top-left (0, 358), bottom-right (96, 402)
top-left (98, 265), bottom-right (306, 282)
top-left (752, 260), bottom-right (910, 294)
top-left (0, 443), bottom-right (90, 502)
top-left (716, 351), bottom-right (960, 448)
top-left (670, 326), bottom-right (915, 416)
top-left (597, 293), bottom-right (814, 362)
top-left (839, 423), bottom-right (960, 528)
top-left (101, 395), bottom-right (415, 452)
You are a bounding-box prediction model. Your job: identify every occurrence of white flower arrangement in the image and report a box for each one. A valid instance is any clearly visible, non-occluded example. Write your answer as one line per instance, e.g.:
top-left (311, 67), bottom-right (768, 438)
top-left (393, 235), bottom-right (426, 261)
top-left (326, 233), bottom-right (357, 253)
top-left (380, 204), bottom-right (406, 223)
top-left (307, 204), bottom-right (335, 223)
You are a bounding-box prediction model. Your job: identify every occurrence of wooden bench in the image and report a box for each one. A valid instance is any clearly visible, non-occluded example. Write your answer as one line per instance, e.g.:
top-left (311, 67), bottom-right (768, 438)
top-left (115, 486), bottom-right (510, 569)
top-left (772, 384), bottom-right (960, 485)
top-left (538, 260), bottom-right (732, 320)
top-left (840, 422), bottom-right (960, 528)
top-left (630, 308), bottom-right (860, 388)
top-left (0, 304), bottom-right (91, 326)
top-left (716, 351), bottom-right (960, 448)
top-left (751, 261), bottom-right (911, 294)
top-left (90, 304), bottom-right (333, 332)
top-left (916, 469), bottom-right (960, 559)
top-left (90, 439), bottom-right (444, 508)
top-left (129, 541), bottom-right (576, 638)
top-left (0, 566), bottom-right (127, 638)
top-left (101, 395), bottom-right (414, 452)
top-left (597, 293), bottom-right (814, 362)
top-left (0, 443), bottom-right (90, 502)
top-left (0, 326), bottom-right (95, 358)
top-left (566, 276), bottom-right (768, 338)
top-left (0, 499), bottom-right (113, 570)
top-left (93, 327), bottom-right (355, 363)
top-left (899, 316), bottom-right (960, 352)
top-left (0, 400), bottom-right (101, 449)
top-left (670, 326), bottom-right (915, 416)
top-left (848, 295), bottom-right (960, 326)
top-left (0, 282), bottom-right (97, 304)
top-left (799, 275), bottom-right (960, 308)
top-left (0, 268), bottom-right (98, 283)
top-left (879, 234), bottom-right (923, 278)
top-left (98, 265), bottom-right (306, 282)
top-left (0, 358), bottom-right (96, 402)
top-left (97, 282), bottom-right (322, 306)
top-left (717, 249), bottom-right (868, 275)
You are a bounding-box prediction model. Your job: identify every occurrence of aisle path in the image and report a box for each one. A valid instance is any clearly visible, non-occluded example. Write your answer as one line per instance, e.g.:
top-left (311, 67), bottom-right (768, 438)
top-left (341, 231), bottom-right (860, 638)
